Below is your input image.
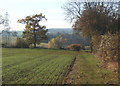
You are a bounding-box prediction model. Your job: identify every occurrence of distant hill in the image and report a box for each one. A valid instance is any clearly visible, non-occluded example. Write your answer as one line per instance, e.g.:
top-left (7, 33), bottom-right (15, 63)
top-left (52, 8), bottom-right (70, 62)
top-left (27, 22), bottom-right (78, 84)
top-left (47, 28), bottom-right (73, 34)
top-left (0, 28), bottom-right (73, 37)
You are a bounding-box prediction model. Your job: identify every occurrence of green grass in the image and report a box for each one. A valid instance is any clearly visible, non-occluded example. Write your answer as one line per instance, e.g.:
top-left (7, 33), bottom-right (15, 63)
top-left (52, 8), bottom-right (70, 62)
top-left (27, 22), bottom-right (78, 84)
top-left (79, 52), bottom-right (118, 84)
top-left (63, 52), bottom-right (118, 84)
top-left (2, 48), bottom-right (118, 84)
top-left (2, 48), bottom-right (76, 84)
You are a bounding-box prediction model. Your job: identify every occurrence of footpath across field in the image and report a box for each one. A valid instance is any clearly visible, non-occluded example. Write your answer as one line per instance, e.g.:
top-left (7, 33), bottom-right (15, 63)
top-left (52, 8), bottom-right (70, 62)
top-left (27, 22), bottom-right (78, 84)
top-left (63, 52), bottom-right (118, 84)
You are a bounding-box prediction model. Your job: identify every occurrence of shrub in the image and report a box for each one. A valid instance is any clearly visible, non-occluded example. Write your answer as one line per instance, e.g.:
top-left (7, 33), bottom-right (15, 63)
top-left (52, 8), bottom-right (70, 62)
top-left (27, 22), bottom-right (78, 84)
top-left (29, 44), bottom-right (34, 48)
top-left (48, 36), bottom-right (67, 49)
top-left (39, 43), bottom-right (48, 48)
top-left (2, 44), bottom-right (6, 48)
top-left (92, 35), bottom-right (101, 53)
top-left (96, 33), bottom-right (119, 62)
top-left (15, 38), bottom-right (29, 48)
top-left (94, 33), bottom-right (119, 70)
top-left (67, 44), bottom-right (81, 51)
top-left (84, 46), bottom-right (90, 50)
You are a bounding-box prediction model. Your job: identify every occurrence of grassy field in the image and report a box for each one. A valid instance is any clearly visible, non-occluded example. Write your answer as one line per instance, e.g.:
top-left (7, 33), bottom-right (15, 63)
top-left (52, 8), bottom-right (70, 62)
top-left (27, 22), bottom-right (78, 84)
top-left (2, 48), bottom-right (118, 84)
top-left (2, 48), bottom-right (76, 84)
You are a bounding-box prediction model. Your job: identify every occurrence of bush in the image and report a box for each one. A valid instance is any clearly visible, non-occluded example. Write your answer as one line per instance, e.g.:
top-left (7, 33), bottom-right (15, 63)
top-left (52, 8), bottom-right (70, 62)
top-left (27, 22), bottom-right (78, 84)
top-left (48, 36), bottom-right (67, 49)
top-left (67, 44), bottom-right (81, 51)
top-left (29, 44), bottom-right (34, 48)
top-left (39, 43), bottom-right (48, 48)
top-left (92, 35), bottom-right (101, 53)
top-left (15, 38), bottom-right (29, 48)
top-left (96, 33), bottom-right (119, 62)
top-left (2, 44), bottom-right (7, 48)
top-left (84, 46), bottom-right (90, 50)
top-left (94, 33), bottom-right (119, 70)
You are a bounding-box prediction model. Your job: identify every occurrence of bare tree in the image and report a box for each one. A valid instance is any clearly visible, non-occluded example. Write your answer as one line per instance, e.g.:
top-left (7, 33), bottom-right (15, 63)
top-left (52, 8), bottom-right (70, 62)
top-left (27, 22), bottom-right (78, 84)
top-left (1, 12), bottom-right (18, 47)
top-left (63, 1), bottom-right (119, 22)
top-left (62, 1), bottom-right (84, 22)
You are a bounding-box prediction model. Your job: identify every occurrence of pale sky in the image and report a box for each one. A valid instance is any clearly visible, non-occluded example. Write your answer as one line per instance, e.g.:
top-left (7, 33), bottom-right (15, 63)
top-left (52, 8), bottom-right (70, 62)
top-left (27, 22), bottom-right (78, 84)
top-left (0, 0), bottom-right (72, 31)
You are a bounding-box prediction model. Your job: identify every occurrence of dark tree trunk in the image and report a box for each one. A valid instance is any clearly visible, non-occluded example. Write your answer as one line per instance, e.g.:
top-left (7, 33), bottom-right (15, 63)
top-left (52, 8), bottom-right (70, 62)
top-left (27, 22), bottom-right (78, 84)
top-left (34, 42), bottom-right (36, 48)
top-left (33, 27), bottom-right (36, 48)
top-left (90, 36), bottom-right (93, 53)
top-left (90, 41), bottom-right (93, 53)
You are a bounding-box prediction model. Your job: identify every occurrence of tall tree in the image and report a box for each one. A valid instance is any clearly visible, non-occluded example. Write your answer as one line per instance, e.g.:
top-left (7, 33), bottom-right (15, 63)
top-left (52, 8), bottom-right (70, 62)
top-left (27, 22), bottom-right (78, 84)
top-left (63, 1), bottom-right (119, 23)
top-left (18, 13), bottom-right (48, 48)
top-left (1, 12), bottom-right (17, 47)
top-left (62, 1), bottom-right (83, 22)
top-left (63, 1), bottom-right (119, 52)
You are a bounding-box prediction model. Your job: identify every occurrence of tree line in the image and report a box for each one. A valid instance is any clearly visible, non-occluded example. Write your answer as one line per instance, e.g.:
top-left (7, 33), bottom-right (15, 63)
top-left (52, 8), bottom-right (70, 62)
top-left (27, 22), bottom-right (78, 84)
top-left (62, 1), bottom-right (119, 70)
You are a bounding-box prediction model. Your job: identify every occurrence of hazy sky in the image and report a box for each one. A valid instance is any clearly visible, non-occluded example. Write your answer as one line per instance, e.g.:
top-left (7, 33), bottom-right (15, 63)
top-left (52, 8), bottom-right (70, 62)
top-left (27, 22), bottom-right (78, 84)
top-left (0, 0), bottom-right (72, 31)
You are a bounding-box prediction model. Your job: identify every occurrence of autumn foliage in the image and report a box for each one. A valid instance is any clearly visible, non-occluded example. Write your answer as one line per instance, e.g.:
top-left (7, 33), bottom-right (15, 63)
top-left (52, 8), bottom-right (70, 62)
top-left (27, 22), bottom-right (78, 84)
top-left (96, 33), bottom-right (119, 62)
top-left (48, 36), bottom-right (67, 49)
top-left (67, 44), bottom-right (81, 51)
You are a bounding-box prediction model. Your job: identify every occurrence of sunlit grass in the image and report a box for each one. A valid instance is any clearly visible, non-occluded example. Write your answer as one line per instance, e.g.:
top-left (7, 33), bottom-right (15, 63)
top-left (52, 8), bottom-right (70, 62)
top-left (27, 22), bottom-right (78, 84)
top-left (2, 48), bottom-right (76, 84)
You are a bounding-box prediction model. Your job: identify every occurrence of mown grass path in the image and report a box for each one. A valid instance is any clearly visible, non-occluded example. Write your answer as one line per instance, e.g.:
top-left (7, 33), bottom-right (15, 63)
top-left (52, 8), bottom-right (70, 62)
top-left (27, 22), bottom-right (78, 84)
top-left (63, 52), bottom-right (118, 84)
